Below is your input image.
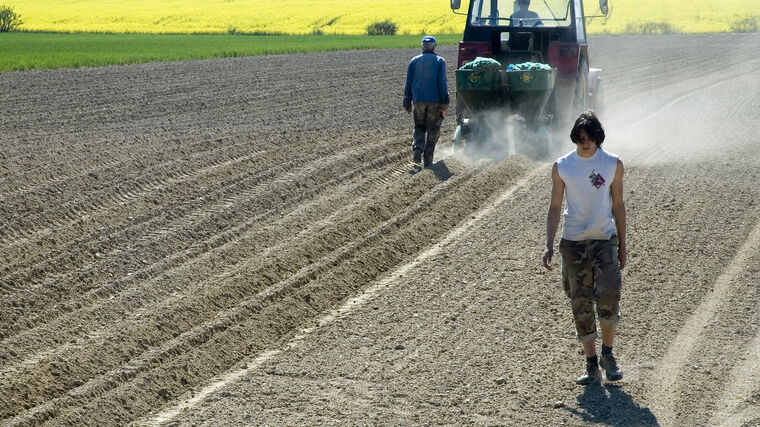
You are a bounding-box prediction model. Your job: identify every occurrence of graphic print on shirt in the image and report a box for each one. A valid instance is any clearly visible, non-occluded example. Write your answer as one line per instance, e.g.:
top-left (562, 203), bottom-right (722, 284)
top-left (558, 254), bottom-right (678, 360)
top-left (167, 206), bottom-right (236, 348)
top-left (589, 169), bottom-right (606, 189)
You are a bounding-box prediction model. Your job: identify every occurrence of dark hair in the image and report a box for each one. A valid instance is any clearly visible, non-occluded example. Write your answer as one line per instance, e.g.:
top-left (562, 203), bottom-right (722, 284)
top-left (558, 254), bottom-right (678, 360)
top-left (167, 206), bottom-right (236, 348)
top-left (570, 110), bottom-right (605, 146)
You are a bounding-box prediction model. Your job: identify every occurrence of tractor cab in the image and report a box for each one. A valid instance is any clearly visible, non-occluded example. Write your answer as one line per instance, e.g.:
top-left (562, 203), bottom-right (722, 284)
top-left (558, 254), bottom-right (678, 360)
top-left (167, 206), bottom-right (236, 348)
top-left (459, 0), bottom-right (587, 71)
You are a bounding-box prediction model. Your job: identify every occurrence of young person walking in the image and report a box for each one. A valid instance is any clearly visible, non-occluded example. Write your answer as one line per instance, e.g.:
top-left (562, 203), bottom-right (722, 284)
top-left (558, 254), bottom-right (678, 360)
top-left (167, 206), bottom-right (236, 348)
top-left (542, 111), bottom-right (627, 385)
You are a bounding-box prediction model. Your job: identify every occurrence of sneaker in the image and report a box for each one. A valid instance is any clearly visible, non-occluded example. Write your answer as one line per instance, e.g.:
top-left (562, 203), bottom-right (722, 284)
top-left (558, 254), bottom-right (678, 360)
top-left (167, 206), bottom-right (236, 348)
top-left (600, 353), bottom-right (623, 381)
top-left (413, 150), bottom-right (422, 163)
top-left (575, 364), bottom-right (602, 385)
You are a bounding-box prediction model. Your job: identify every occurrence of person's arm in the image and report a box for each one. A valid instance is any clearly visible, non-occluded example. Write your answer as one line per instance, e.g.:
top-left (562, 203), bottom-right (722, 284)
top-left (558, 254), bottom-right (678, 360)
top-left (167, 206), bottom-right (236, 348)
top-left (438, 58), bottom-right (450, 109)
top-left (543, 162), bottom-right (564, 269)
top-left (610, 159), bottom-right (627, 269)
top-left (403, 60), bottom-right (414, 111)
top-left (532, 11), bottom-right (543, 26)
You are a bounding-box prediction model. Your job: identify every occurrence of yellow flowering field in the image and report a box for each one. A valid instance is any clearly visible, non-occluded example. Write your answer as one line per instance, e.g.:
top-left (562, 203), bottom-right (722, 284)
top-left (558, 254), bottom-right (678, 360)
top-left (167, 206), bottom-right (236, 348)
top-left (8, 0), bottom-right (760, 35)
top-left (586, 0), bottom-right (760, 34)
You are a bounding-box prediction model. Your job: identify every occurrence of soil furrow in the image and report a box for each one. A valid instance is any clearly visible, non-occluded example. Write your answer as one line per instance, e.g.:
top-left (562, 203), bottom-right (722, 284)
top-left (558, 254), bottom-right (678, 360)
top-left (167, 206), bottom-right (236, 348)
top-left (1, 156), bottom-right (492, 424)
top-left (0, 136), bottom-right (265, 240)
top-left (0, 149), bottom-right (414, 379)
top-left (10, 154), bottom-right (527, 426)
top-left (646, 218), bottom-right (760, 426)
top-left (0, 130), bottom-right (383, 287)
top-left (0, 138), bottom-right (400, 338)
top-left (2, 34), bottom-right (759, 426)
top-left (0, 146), bottom-right (424, 380)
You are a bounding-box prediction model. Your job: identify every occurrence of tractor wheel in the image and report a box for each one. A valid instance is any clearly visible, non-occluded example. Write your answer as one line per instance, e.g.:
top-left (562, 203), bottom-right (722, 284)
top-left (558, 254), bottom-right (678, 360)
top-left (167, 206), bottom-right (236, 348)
top-left (593, 81), bottom-right (605, 118)
top-left (573, 57), bottom-right (590, 115)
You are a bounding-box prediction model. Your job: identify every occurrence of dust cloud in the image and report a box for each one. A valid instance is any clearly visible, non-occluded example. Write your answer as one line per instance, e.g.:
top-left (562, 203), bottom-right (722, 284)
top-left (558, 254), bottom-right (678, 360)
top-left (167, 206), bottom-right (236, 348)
top-left (596, 45), bottom-right (760, 166)
top-left (451, 109), bottom-right (566, 163)
top-left (458, 110), bottom-right (517, 161)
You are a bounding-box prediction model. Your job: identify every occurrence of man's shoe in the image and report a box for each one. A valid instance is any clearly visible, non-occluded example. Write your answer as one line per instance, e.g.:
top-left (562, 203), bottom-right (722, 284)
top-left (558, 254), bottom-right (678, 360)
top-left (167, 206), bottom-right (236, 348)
top-left (413, 151), bottom-right (422, 163)
top-left (575, 365), bottom-right (602, 385)
top-left (600, 353), bottom-right (623, 381)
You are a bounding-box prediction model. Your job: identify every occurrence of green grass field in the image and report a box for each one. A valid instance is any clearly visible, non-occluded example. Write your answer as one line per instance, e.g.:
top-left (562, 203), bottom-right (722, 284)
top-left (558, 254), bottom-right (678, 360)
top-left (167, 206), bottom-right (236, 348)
top-left (0, 33), bottom-right (462, 71)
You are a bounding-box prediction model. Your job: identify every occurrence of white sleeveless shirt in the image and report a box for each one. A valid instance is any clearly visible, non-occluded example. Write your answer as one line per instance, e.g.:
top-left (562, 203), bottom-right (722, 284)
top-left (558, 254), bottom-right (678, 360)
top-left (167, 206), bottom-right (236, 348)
top-left (556, 148), bottom-right (618, 241)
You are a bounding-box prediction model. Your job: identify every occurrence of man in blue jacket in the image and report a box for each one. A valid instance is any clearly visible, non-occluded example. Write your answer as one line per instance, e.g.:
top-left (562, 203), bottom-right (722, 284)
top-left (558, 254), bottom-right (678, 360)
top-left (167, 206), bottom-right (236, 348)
top-left (403, 35), bottom-right (450, 167)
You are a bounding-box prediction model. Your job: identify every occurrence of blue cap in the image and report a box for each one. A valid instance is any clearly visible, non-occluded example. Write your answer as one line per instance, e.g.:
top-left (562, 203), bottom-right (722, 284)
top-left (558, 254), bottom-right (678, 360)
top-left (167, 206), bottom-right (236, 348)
top-left (421, 35), bottom-right (436, 45)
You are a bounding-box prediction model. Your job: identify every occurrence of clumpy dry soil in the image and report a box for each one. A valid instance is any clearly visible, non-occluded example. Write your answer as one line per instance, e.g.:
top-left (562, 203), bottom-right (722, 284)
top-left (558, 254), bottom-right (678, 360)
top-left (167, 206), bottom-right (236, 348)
top-left (1, 34), bottom-right (759, 426)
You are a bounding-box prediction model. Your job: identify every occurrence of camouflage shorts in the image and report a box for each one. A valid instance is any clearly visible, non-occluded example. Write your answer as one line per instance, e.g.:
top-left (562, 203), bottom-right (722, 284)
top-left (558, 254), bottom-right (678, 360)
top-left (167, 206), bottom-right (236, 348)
top-left (560, 235), bottom-right (622, 342)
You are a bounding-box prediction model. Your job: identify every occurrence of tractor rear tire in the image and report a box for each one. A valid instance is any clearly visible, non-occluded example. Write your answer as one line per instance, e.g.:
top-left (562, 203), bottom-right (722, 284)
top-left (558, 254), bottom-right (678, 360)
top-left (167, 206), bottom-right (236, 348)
top-left (573, 57), bottom-right (590, 116)
top-left (593, 82), bottom-right (605, 118)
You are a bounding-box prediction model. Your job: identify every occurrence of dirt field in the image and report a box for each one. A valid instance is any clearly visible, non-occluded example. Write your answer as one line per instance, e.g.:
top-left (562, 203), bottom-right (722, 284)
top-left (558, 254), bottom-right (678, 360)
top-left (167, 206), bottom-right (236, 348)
top-left (1, 33), bottom-right (759, 427)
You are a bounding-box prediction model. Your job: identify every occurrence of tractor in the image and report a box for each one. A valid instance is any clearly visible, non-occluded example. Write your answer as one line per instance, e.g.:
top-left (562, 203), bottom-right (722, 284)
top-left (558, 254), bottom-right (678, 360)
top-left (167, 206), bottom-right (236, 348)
top-left (449, 0), bottom-right (609, 157)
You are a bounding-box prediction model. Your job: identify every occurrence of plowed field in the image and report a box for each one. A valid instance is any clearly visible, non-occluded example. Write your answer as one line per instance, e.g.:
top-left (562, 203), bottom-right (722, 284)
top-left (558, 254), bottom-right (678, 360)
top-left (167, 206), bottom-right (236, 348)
top-left (1, 34), bottom-right (759, 427)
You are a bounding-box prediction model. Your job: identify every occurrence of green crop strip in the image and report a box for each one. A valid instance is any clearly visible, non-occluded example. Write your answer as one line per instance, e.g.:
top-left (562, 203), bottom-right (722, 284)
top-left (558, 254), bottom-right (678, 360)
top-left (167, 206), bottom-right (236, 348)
top-left (0, 33), bottom-right (463, 72)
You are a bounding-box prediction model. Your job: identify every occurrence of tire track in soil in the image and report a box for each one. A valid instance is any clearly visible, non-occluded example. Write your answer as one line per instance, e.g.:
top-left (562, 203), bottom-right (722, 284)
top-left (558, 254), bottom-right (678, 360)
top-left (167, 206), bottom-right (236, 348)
top-left (0, 131), bottom-right (382, 288)
top-left (0, 147), bottom-right (273, 317)
top-left (0, 135), bottom-right (271, 246)
top-left (0, 133), bottom-right (258, 203)
top-left (0, 140), bottom-right (422, 410)
top-left (0, 138), bottom-right (400, 346)
top-left (0, 134), bottom-right (290, 288)
top-left (55, 159), bottom-right (526, 427)
top-left (0, 159), bottom-right (123, 202)
top-left (0, 130), bottom-right (231, 177)
top-left (2, 158), bottom-right (532, 426)
top-left (141, 165), bottom-right (544, 426)
top-left (0, 144), bottom-right (410, 372)
top-left (646, 218), bottom-right (760, 426)
top-left (710, 332), bottom-right (760, 427)
top-left (0, 135), bottom-right (174, 197)
top-left (3, 127), bottom-right (392, 268)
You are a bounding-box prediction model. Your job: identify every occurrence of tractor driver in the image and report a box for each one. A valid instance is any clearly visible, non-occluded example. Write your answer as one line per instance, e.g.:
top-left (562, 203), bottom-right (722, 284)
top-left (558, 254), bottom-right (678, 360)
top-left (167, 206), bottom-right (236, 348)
top-left (510, 0), bottom-right (543, 26)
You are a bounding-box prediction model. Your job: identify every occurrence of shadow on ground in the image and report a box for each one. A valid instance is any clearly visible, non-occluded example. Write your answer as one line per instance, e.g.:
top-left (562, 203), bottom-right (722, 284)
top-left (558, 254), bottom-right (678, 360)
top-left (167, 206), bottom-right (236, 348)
top-left (408, 161), bottom-right (453, 181)
top-left (564, 384), bottom-right (659, 426)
